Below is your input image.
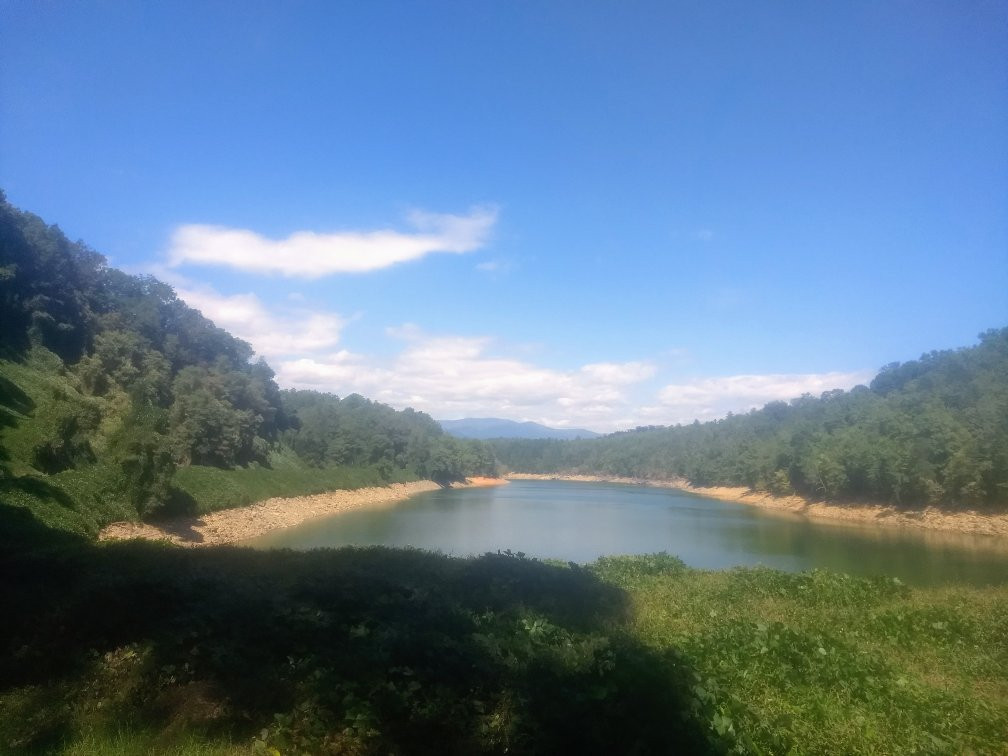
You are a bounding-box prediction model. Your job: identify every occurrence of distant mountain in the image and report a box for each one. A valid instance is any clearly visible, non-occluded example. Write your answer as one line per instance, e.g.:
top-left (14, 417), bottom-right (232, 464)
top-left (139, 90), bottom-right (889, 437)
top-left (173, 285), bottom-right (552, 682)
top-left (440, 418), bottom-right (601, 440)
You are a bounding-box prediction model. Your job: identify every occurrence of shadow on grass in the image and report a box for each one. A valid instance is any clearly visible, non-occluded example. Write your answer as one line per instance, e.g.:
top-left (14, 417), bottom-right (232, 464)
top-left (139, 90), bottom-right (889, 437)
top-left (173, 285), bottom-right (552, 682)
top-left (0, 507), bottom-right (716, 754)
top-left (0, 374), bottom-right (34, 418)
top-left (0, 474), bottom-right (80, 512)
top-left (0, 373), bottom-right (32, 475)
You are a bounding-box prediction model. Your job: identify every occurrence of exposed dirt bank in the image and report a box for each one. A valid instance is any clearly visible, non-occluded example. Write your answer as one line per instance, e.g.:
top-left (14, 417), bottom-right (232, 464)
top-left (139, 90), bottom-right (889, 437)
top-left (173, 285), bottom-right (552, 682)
top-left (506, 473), bottom-right (1008, 539)
top-left (100, 478), bottom-right (507, 547)
top-left (464, 476), bottom-right (510, 488)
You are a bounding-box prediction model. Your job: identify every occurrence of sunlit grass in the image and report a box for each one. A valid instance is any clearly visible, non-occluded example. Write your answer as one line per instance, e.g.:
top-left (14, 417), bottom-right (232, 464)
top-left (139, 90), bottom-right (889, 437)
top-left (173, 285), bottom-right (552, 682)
top-left (595, 556), bottom-right (1008, 752)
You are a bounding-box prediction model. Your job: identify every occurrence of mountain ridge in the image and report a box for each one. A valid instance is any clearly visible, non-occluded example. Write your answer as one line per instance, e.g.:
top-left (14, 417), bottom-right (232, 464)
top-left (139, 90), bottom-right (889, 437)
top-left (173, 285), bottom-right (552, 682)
top-left (440, 417), bottom-right (601, 440)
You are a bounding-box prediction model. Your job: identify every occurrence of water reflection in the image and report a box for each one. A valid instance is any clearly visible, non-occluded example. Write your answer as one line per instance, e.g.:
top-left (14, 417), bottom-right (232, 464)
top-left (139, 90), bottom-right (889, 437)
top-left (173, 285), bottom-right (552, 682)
top-left (246, 481), bottom-right (1008, 586)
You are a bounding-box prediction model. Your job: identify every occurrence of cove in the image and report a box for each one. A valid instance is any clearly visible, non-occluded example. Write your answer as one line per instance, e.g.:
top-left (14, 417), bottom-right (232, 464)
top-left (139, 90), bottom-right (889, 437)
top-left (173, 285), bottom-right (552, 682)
top-left (247, 480), bottom-right (1008, 586)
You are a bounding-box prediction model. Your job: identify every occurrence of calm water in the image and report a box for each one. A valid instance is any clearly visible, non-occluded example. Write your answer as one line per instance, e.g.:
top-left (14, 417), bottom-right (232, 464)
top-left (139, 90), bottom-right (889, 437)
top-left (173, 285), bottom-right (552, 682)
top-left (247, 480), bottom-right (1008, 586)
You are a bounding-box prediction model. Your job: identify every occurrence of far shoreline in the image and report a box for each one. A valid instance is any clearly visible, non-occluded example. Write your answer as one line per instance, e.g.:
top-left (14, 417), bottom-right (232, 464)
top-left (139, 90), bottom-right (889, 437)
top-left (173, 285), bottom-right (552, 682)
top-left (505, 473), bottom-right (1008, 539)
top-left (99, 477), bottom-right (509, 547)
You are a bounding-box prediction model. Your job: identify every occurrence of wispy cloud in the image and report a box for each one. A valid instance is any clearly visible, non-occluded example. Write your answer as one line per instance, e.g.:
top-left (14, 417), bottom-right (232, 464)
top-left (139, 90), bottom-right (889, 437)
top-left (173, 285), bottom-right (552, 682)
top-left (692, 228), bottom-right (715, 242)
top-left (166, 206), bottom-right (498, 278)
top-left (647, 371), bottom-right (873, 425)
top-left (475, 258), bottom-right (515, 274)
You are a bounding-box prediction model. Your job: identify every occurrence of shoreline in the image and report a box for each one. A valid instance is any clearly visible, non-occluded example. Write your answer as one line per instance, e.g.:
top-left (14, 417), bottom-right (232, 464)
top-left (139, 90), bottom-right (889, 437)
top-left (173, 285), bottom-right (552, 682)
top-left (505, 473), bottom-right (1008, 538)
top-left (99, 477), bottom-right (508, 547)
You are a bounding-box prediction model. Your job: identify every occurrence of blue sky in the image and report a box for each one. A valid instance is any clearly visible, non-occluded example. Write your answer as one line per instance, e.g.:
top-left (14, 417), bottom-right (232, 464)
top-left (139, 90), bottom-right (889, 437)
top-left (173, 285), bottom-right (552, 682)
top-left (2, 1), bottom-right (1006, 431)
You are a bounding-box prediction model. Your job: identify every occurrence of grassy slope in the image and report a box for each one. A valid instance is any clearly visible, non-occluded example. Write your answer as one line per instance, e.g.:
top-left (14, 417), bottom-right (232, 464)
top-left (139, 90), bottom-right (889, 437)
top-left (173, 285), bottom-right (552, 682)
top-left (0, 354), bottom-right (135, 536)
top-left (173, 453), bottom-right (416, 516)
top-left (1, 515), bottom-right (1004, 755)
top-left (602, 556), bottom-right (1007, 753)
top-left (0, 356), bottom-right (418, 536)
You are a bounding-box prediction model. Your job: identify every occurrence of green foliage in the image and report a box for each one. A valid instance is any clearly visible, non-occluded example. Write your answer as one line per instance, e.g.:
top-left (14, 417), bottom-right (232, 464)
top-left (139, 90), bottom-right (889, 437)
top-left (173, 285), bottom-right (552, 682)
top-left (2, 515), bottom-right (1004, 754)
top-left (0, 196), bottom-right (104, 361)
top-left (589, 558), bottom-right (1008, 754)
top-left (493, 328), bottom-right (1008, 510)
top-left (77, 328), bottom-right (172, 405)
top-left (0, 528), bottom-right (713, 754)
top-left (168, 366), bottom-right (266, 468)
top-left (281, 390), bottom-right (496, 483)
top-left (590, 552), bottom-right (689, 586)
top-left (104, 404), bottom-right (176, 518)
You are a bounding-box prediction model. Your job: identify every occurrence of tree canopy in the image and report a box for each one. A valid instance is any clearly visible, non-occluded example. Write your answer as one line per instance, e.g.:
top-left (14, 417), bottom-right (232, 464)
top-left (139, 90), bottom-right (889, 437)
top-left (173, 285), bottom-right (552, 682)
top-left (492, 328), bottom-right (1008, 510)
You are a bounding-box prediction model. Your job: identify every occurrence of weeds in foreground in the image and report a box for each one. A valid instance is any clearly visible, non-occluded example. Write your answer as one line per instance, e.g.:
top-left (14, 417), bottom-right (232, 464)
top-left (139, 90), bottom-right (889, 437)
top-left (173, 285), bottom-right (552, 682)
top-left (2, 511), bottom-right (1006, 754)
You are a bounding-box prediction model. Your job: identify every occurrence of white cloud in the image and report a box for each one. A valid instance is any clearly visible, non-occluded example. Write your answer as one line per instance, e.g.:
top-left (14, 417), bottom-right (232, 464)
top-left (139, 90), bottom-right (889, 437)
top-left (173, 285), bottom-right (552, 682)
top-left (174, 285), bottom-right (346, 360)
top-left (168, 284), bottom-right (871, 432)
top-left (166, 206), bottom-right (498, 278)
top-left (475, 258), bottom-right (515, 274)
top-left (650, 371), bottom-right (873, 425)
top-left (274, 327), bottom-right (658, 432)
top-left (692, 228), bottom-right (715, 242)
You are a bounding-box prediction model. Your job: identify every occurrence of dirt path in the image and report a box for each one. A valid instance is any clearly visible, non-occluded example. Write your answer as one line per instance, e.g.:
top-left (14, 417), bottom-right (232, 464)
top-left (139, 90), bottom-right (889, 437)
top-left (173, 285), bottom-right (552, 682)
top-left (99, 478), bottom-right (508, 547)
top-left (506, 473), bottom-right (1008, 538)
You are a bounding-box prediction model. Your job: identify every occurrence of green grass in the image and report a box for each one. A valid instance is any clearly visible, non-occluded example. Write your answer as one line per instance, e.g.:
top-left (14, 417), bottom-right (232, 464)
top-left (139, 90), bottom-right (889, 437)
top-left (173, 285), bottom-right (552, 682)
top-left (2, 511), bottom-right (1006, 755)
top-left (172, 457), bottom-right (416, 516)
top-left (598, 555), bottom-right (1008, 753)
top-left (1, 352), bottom-right (136, 536)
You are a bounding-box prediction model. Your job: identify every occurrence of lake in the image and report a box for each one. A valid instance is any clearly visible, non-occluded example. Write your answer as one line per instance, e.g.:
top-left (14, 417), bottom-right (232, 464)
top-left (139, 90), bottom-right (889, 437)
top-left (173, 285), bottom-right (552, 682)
top-left (247, 479), bottom-right (1008, 586)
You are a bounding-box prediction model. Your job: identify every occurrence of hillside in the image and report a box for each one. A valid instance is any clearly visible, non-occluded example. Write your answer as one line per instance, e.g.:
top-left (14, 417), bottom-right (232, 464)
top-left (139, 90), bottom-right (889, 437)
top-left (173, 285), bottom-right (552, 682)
top-left (491, 329), bottom-right (1008, 511)
top-left (0, 193), bottom-right (495, 536)
top-left (440, 417), bottom-right (601, 440)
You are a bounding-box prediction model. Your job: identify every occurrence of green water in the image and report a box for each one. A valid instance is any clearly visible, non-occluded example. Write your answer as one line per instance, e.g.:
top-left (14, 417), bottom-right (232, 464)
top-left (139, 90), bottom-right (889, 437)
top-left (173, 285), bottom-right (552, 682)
top-left (247, 480), bottom-right (1008, 586)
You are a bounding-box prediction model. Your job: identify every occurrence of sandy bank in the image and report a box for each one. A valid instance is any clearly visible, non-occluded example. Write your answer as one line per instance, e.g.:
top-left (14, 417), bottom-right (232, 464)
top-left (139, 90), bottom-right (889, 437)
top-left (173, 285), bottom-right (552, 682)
top-left (506, 473), bottom-right (1008, 538)
top-left (100, 478), bottom-right (507, 547)
top-left (463, 476), bottom-right (510, 488)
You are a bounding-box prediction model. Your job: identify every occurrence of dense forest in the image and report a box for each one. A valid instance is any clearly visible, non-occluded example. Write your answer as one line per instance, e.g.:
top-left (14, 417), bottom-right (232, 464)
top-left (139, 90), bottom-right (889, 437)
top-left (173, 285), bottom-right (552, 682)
top-left (0, 193), bottom-right (494, 535)
top-left (492, 328), bottom-right (1008, 510)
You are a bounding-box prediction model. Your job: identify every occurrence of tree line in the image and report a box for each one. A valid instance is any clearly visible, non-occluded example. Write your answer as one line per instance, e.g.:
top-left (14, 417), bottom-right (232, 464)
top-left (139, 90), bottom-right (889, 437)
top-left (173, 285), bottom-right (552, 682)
top-left (491, 328), bottom-right (1008, 510)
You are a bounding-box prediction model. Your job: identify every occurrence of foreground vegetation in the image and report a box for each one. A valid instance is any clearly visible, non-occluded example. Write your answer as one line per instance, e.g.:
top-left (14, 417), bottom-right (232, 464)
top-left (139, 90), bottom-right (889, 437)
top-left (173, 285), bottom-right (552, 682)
top-left (2, 509), bottom-right (1005, 754)
top-left (493, 327), bottom-right (1008, 511)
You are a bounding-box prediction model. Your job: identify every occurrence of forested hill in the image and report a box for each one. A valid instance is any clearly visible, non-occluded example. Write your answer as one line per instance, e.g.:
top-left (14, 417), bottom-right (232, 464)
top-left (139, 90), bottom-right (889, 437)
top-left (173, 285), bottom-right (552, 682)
top-left (0, 193), bottom-right (494, 536)
top-left (492, 328), bottom-right (1008, 510)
